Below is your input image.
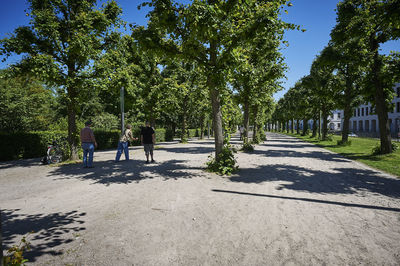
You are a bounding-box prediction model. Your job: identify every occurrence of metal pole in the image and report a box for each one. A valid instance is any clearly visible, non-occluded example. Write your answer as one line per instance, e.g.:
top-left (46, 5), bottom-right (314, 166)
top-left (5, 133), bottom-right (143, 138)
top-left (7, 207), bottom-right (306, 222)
top-left (120, 87), bottom-right (124, 134)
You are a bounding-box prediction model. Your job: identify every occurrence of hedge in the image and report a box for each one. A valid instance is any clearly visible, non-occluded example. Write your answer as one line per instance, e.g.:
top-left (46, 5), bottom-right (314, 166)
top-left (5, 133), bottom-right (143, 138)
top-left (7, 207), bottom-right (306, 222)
top-left (174, 128), bottom-right (202, 139)
top-left (0, 127), bottom-right (170, 161)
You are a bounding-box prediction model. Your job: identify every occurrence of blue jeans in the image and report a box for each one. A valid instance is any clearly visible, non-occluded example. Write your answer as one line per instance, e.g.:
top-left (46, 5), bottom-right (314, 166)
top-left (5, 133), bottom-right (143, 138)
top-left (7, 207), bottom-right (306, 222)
top-left (115, 141), bottom-right (129, 161)
top-left (82, 142), bottom-right (94, 167)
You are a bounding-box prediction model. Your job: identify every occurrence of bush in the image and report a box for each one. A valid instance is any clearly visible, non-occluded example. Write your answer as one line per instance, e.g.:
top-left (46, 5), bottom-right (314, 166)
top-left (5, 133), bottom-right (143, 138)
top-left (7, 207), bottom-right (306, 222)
top-left (206, 143), bottom-right (238, 175)
top-left (241, 142), bottom-right (254, 152)
top-left (337, 139), bottom-right (352, 146)
top-left (174, 128), bottom-right (199, 140)
top-left (0, 131), bottom-right (67, 161)
top-left (165, 128), bottom-right (174, 141)
top-left (0, 127), bottom-right (172, 161)
top-left (93, 130), bottom-right (120, 150)
top-left (372, 142), bottom-right (399, 155)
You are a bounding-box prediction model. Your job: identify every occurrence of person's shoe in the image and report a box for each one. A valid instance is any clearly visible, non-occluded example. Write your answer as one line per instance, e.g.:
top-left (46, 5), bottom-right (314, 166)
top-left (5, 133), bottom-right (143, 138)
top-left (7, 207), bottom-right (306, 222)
top-left (145, 160), bottom-right (150, 164)
top-left (87, 166), bottom-right (94, 168)
top-left (83, 166), bottom-right (88, 168)
top-left (151, 159), bottom-right (155, 163)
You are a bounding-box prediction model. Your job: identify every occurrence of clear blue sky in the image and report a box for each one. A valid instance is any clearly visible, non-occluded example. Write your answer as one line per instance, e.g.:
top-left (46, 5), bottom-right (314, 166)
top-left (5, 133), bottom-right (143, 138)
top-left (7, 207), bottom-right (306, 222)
top-left (0, 0), bottom-right (398, 101)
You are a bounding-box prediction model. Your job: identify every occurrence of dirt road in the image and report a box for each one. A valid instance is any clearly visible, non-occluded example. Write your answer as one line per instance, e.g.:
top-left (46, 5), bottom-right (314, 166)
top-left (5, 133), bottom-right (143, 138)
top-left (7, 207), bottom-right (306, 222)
top-left (1, 133), bottom-right (400, 265)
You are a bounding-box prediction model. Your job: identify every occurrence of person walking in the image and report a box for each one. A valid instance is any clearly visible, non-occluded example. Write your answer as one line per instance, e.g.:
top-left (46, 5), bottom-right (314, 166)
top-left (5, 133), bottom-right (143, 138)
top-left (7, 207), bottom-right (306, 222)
top-left (140, 121), bottom-right (155, 164)
top-left (115, 124), bottom-right (135, 162)
top-left (80, 121), bottom-right (97, 168)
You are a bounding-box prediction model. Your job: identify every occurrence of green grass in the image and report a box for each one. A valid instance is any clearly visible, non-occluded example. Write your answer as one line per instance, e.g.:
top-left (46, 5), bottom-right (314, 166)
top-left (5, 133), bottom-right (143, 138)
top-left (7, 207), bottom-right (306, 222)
top-left (282, 132), bottom-right (400, 177)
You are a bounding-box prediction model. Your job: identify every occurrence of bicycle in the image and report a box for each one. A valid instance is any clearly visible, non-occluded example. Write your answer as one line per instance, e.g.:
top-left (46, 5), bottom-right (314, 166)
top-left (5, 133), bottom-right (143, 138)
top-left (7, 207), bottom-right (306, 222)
top-left (41, 140), bottom-right (64, 164)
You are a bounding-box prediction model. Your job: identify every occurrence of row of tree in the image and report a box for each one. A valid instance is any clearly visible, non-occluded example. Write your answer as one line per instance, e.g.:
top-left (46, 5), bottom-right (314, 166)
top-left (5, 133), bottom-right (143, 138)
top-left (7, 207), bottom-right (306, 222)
top-left (1, 0), bottom-right (297, 164)
top-left (272, 0), bottom-right (400, 154)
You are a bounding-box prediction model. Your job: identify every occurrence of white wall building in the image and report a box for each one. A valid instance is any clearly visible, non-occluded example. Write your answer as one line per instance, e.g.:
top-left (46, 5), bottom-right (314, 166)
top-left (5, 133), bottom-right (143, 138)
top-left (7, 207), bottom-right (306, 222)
top-left (348, 83), bottom-right (400, 137)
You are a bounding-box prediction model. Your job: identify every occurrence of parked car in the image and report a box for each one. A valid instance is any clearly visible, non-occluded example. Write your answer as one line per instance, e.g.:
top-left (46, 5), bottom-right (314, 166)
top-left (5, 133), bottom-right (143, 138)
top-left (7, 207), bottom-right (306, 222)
top-left (348, 132), bottom-right (358, 137)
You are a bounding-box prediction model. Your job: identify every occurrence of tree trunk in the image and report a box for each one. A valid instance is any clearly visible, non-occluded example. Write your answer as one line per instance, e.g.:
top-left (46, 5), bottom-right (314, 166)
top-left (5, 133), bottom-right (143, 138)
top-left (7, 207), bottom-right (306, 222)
top-left (200, 113), bottom-right (205, 139)
top-left (296, 120), bottom-right (300, 134)
top-left (180, 95), bottom-right (188, 142)
top-left (210, 87), bottom-right (224, 159)
top-left (370, 36), bottom-right (392, 153)
top-left (67, 85), bottom-right (79, 160)
top-left (243, 97), bottom-right (250, 143)
top-left (302, 118), bottom-right (308, 136)
top-left (312, 118), bottom-right (318, 138)
top-left (341, 104), bottom-right (351, 143)
top-left (322, 108), bottom-right (328, 140)
top-left (291, 118), bottom-right (294, 133)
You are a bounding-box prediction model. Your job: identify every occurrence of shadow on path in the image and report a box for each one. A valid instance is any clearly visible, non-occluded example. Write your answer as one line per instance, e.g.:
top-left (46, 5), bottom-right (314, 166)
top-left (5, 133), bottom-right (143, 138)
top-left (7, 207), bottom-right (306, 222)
top-left (212, 189), bottom-right (400, 213)
top-left (251, 149), bottom-right (350, 163)
top-left (230, 164), bottom-right (400, 198)
top-left (2, 209), bottom-right (86, 262)
top-left (0, 158), bottom-right (42, 170)
top-left (49, 159), bottom-right (205, 186)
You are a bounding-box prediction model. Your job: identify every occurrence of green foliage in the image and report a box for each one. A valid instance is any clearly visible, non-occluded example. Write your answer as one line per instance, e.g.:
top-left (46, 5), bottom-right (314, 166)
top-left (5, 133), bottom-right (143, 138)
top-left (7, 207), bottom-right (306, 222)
top-left (241, 142), bottom-right (254, 153)
top-left (206, 143), bottom-right (238, 175)
top-left (0, 0), bottom-right (123, 159)
top-left (3, 232), bottom-right (31, 266)
top-left (337, 139), bottom-right (352, 146)
top-left (0, 71), bottom-right (56, 133)
top-left (91, 113), bottom-right (120, 131)
top-left (373, 142), bottom-right (399, 155)
top-left (0, 131), bottom-right (66, 161)
top-left (93, 130), bottom-right (120, 150)
top-left (165, 128), bottom-right (174, 141)
top-left (155, 128), bottom-right (166, 142)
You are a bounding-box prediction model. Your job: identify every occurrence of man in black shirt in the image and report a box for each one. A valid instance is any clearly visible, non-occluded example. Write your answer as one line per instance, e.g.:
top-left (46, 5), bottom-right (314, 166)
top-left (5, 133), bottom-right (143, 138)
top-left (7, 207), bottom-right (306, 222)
top-left (140, 121), bottom-right (155, 163)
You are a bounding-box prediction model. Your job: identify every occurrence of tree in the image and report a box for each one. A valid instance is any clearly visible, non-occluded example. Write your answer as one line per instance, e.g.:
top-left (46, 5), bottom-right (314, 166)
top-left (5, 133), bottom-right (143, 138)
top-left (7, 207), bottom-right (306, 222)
top-left (309, 50), bottom-right (337, 140)
top-left (0, 0), bottom-right (122, 159)
top-left (333, 0), bottom-right (400, 153)
top-left (320, 42), bottom-right (365, 143)
top-left (135, 0), bottom-right (297, 161)
top-left (0, 69), bottom-right (55, 133)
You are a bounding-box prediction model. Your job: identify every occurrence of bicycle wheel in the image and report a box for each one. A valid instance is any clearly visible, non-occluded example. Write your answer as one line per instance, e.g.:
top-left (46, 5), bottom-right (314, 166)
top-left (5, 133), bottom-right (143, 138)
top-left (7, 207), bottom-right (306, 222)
top-left (49, 147), bottom-right (63, 164)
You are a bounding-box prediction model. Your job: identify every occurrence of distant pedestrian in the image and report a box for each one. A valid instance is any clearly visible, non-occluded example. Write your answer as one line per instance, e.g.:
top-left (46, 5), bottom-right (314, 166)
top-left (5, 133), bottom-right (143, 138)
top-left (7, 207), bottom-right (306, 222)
top-left (80, 121), bottom-right (97, 168)
top-left (239, 126), bottom-right (244, 140)
top-left (140, 121), bottom-right (155, 164)
top-left (115, 124), bottom-right (136, 162)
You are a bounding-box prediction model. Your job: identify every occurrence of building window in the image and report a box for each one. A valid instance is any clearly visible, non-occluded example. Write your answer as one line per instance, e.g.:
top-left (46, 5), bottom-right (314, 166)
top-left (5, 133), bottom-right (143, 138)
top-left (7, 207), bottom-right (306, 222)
top-left (362, 108), bottom-right (364, 116)
top-left (338, 112), bottom-right (341, 119)
top-left (359, 120), bottom-right (363, 131)
top-left (365, 120), bottom-right (370, 132)
top-left (366, 108), bottom-right (368, 116)
top-left (354, 110), bottom-right (356, 117)
top-left (338, 123), bottom-right (341, 129)
top-left (397, 87), bottom-right (400, 98)
top-left (397, 102), bottom-right (400, 113)
top-left (358, 108), bottom-right (360, 116)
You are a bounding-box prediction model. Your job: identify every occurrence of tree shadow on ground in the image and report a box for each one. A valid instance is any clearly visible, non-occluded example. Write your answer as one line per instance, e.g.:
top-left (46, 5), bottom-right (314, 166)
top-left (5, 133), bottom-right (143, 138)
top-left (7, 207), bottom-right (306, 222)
top-left (260, 143), bottom-right (322, 149)
top-left (0, 158), bottom-right (43, 170)
top-left (1, 209), bottom-right (86, 262)
top-left (211, 189), bottom-right (400, 213)
top-left (230, 164), bottom-right (400, 199)
top-left (250, 149), bottom-right (350, 163)
top-left (156, 145), bottom-right (214, 154)
top-left (48, 159), bottom-right (205, 186)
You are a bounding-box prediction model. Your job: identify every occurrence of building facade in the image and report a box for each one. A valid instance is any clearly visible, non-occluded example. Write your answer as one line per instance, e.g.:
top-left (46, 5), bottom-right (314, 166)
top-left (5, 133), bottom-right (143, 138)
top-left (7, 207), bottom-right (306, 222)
top-left (347, 83), bottom-right (400, 137)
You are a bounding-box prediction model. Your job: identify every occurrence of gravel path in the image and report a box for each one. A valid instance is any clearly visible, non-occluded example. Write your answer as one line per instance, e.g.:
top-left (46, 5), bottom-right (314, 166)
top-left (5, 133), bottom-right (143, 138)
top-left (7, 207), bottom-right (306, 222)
top-left (1, 132), bottom-right (400, 265)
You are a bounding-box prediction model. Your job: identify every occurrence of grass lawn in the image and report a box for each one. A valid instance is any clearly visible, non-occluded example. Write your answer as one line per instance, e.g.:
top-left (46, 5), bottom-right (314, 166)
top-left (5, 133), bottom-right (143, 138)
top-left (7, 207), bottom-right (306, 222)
top-left (281, 132), bottom-right (400, 178)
